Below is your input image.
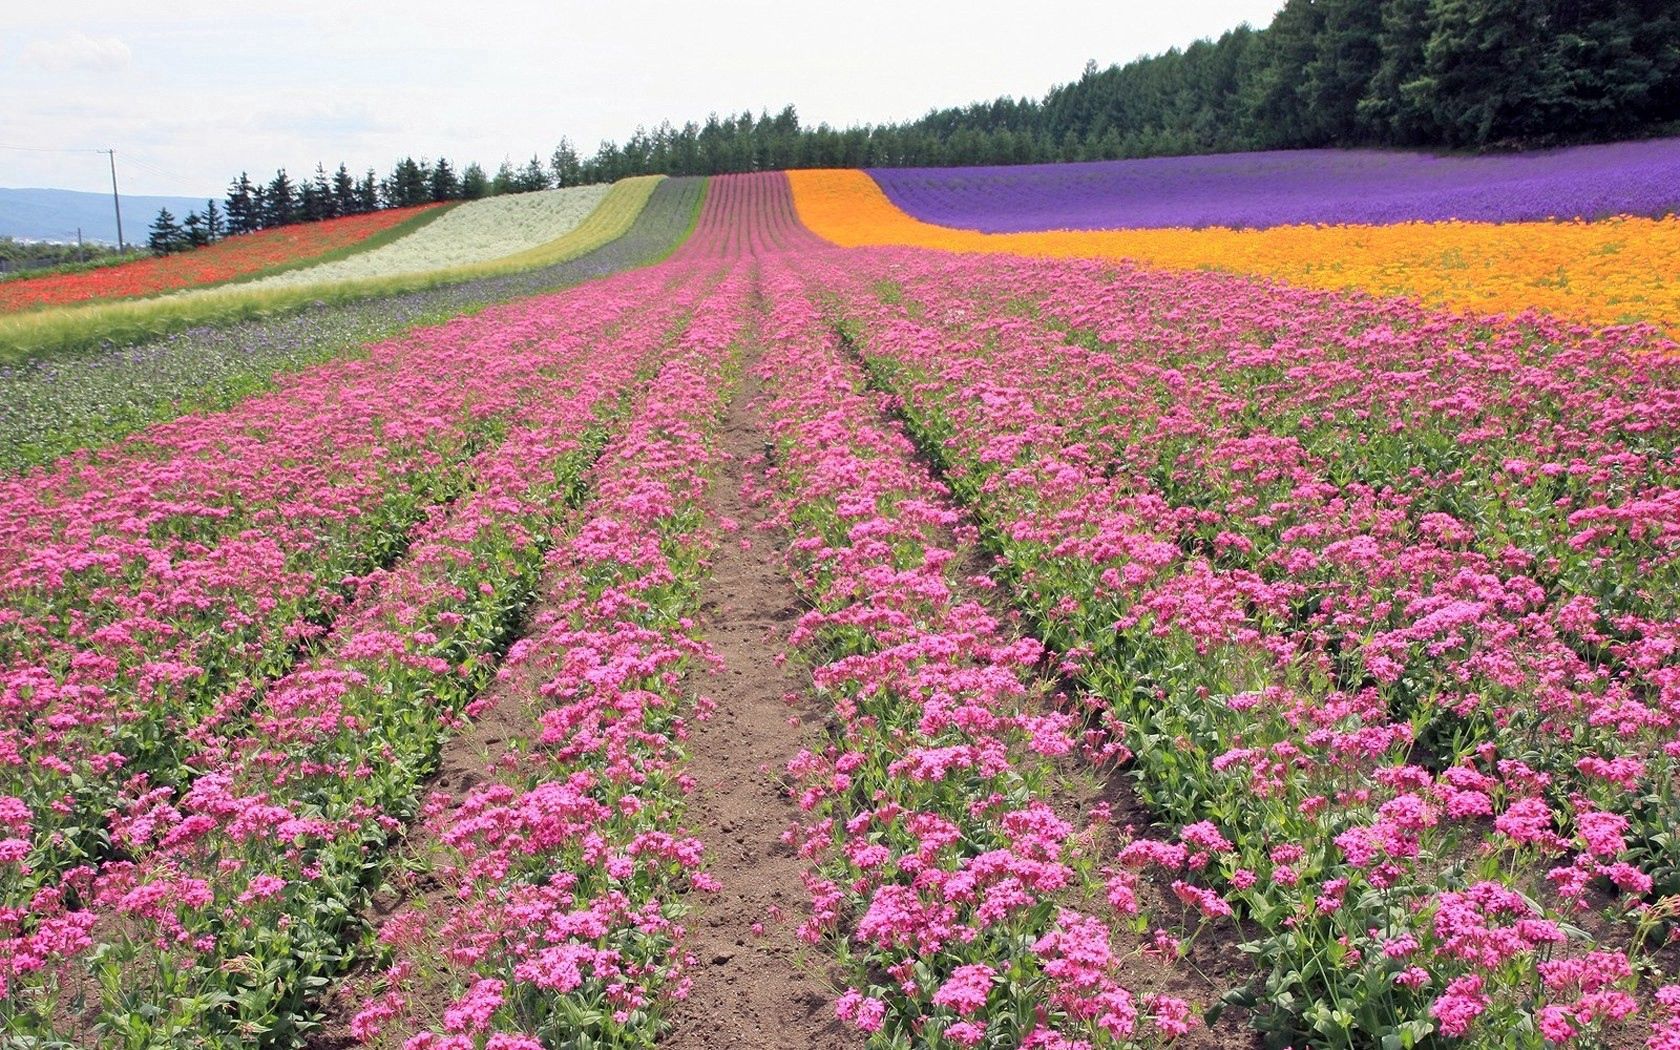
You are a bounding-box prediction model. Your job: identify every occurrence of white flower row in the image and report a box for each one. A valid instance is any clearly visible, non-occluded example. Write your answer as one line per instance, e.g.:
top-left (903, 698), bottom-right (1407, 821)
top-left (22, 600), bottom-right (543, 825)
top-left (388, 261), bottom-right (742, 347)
top-left (247, 184), bottom-right (613, 288)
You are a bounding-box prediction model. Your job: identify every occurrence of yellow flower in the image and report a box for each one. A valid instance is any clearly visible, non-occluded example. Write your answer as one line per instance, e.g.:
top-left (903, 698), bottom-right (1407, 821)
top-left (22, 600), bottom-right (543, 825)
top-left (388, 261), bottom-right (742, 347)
top-left (787, 169), bottom-right (1680, 338)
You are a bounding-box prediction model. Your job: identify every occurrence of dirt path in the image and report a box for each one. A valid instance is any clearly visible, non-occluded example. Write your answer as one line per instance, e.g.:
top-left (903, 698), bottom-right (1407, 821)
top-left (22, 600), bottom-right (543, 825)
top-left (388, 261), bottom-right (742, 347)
top-left (662, 361), bottom-right (858, 1050)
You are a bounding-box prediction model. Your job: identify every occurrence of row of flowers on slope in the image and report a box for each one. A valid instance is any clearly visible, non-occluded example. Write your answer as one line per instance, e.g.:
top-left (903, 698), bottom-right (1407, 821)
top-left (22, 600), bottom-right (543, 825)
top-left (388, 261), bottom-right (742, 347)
top-left (0, 204), bottom-right (445, 313)
top-left (786, 168), bottom-right (1680, 341)
top-left (0, 272), bottom-right (659, 921)
top-left (753, 261), bottom-right (1210, 1048)
top-left (802, 246), bottom-right (1680, 1048)
top-left (0, 269), bottom-right (706, 1044)
top-left (866, 138), bottom-right (1680, 232)
top-left (347, 264), bottom-right (748, 1050)
top-left (245, 186), bottom-right (612, 289)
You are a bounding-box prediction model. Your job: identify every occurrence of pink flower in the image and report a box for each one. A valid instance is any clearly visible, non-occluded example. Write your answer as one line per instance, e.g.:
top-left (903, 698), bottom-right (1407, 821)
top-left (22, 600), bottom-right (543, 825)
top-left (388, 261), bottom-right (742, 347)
top-left (932, 963), bottom-right (996, 1016)
top-left (1431, 974), bottom-right (1489, 1037)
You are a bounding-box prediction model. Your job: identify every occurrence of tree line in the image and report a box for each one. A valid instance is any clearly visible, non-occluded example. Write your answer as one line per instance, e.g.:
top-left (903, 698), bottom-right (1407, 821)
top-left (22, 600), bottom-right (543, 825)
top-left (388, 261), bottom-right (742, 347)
top-left (145, 154), bottom-right (571, 255)
top-left (148, 0), bottom-right (1680, 255)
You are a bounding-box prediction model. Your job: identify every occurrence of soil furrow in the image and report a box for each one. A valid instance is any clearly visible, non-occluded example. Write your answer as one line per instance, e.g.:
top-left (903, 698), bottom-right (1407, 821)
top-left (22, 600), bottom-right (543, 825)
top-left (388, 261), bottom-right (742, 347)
top-left (662, 352), bottom-right (856, 1050)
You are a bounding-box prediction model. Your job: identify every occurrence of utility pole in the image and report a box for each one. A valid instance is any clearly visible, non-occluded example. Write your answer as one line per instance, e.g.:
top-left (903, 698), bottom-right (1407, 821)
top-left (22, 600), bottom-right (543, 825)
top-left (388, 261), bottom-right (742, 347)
top-left (106, 149), bottom-right (125, 252)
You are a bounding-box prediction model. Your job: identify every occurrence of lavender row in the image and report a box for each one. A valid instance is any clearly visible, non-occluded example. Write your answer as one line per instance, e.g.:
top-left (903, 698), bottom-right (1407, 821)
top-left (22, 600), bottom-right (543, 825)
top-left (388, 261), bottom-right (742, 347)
top-left (869, 138), bottom-right (1680, 231)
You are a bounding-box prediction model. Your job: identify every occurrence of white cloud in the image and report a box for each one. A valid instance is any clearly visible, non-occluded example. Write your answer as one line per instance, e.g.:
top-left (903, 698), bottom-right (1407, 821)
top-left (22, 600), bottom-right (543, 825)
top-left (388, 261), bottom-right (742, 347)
top-left (22, 30), bottom-right (131, 72)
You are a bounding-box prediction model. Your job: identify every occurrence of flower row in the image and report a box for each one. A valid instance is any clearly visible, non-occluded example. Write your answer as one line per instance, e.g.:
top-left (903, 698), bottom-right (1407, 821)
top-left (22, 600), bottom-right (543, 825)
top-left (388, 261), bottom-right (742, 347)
top-left (348, 263), bottom-right (747, 1050)
top-left (245, 185), bottom-right (612, 290)
top-left (1, 269), bottom-right (706, 1044)
top-left (753, 260), bottom-right (1206, 1048)
top-left (0, 265), bottom-right (668, 887)
top-left (787, 169), bottom-right (1680, 340)
top-left (804, 246), bottom-right (1680, 1047)
top-left (0, 205), bottom-right (445, 313)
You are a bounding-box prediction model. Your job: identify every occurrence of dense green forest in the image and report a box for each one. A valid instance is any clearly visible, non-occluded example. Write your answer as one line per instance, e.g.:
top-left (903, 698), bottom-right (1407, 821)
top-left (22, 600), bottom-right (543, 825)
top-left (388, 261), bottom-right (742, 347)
top-left (152, 0), bottom-right (1679, 253)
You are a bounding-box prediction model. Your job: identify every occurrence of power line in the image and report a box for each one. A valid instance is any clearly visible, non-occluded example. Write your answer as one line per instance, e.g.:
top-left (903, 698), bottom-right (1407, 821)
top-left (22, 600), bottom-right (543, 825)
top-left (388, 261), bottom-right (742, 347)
top-left (123, 153), bottom-right (203, 189)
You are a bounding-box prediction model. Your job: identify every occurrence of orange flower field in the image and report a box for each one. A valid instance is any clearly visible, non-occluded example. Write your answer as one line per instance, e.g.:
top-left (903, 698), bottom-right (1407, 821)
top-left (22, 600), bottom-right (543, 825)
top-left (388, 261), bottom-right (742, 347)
top-left (789, 168), bottom-right (1680, 337)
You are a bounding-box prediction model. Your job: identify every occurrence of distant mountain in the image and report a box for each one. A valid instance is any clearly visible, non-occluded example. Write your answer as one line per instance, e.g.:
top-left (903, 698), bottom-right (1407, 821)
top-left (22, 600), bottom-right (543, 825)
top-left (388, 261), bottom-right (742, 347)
top-left (0, 187), bottom-right (216, 244)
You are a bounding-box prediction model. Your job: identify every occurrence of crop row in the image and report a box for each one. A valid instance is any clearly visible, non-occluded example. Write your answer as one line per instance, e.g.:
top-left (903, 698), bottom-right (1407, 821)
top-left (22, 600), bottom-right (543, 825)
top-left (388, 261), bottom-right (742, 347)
top-left (0, 271), bottom-right (661, 915)
top-left (348, 263), bottom-right (747, 1050)
top-left (751, 261), bottom-right (1218, 1048)
top-left (1, 267), bottom-right (708, 1045)
top-left (796, 246), bottom-right (1680, 1047)
top-left (787, 169), bottom-right (1680, 340)
top-left (0, 176), bottom-right (706, 476)
top-left (0, 204), bottom-right (448, 315)
top-left (242, 185), bottom-right (612, 290)
top-left (867, 137), bottom-right (1680, 232)
top-left (0, 177), bottom-right (663, 364)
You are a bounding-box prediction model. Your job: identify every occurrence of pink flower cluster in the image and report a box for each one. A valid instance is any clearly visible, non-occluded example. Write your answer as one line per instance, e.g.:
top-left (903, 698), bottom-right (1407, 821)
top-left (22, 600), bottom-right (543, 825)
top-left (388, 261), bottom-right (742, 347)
top-left (753, 262), bottom-right (1197, 1046)
top-left (1, 265), bottom-right (709, 1037)
top-left (348, 267), bottom-right (747, 1047)
top-left (800, 245), bottom-right (1680, 1045)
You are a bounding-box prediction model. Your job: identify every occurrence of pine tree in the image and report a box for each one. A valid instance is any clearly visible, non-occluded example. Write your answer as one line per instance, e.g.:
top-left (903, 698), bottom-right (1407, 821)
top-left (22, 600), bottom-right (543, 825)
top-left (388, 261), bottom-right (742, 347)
top-left (460, 162), bottom-right (489, 199)
top-left (332, 163), bottom-right (358, 215)
top-left (1358, 0), bottom-right (1436, 143)
top-left (549, 139), bottom-right (581, 187)
top-left (265, 168), bottom-right (297, 227)
top-left (429, 157), bottom-right (459, 201)
top-left (249, 185), bottom-right (269, 229)
top-left (1301, 0), bottom-right (1383, 143)
top-left (204, 199), bottom-right (224, 241)
top-left (299, 181), bottom-right (325, 223)
top-left (357, 170), bottom-right (380, 213)
top-left (225, 172), bottom-right (256, 235)
top-left (384, 156), bottom-right (428, 207)
top-left (491, 160), bottom-right (517, 195)
top-left (518, 154), bottom-right (549, 192)
top-left (148, 208), bottom-right (183, 255)
top-left (311, 163), bottom-right (336, 219)
top-left (182, 210), bottom-right (209, 248)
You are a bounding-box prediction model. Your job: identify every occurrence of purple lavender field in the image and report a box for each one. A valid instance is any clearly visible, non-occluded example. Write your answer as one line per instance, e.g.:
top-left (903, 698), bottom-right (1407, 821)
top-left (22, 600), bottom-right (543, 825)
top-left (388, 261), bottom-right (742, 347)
top-left (868, 137), bottom-right (1680, 231)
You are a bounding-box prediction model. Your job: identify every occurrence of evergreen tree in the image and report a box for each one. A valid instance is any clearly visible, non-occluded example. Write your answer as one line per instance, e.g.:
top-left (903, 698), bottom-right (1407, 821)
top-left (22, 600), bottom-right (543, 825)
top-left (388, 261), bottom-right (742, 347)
top-left (311, 163), bottom-right (337, 218)
top-left (332, 163), bottom-right (358, 215)
top-left (460, 162), bottom-right (489, 199)
top-left (148, 208), bottom-right (184, 255)
top-left (1301, 0), bottom-right (1384, 143)
top-left (430, 156), bottom-right (460, 201)
top-left (384, 156), bottom-right (429, 207)
top-left (298, 181), bottom-right (325, 223)
top-left (518, 154), bottom-right (549, 192)
top-left (1358, 0), bottom-right (1437, 142)
top-left (224, 172), bottom-right (257, 236)
top-left (265, 168), bottom-right (297, 227)
top-left (549, 139), bottom-right (581, 187)
top-left (204, 199), bottom-right (224, 241)
top-left (490, 160), bottom-right (517, 195)
top-left (182, 210), bottom-right (209, 248)
top-left (356, 169), bottom-right (380, 213)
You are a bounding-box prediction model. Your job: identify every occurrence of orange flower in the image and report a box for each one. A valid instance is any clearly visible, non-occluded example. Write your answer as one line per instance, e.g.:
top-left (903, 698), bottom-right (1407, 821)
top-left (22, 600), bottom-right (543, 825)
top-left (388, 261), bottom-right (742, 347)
top-left (787, 169), bottom-right (1680, 338)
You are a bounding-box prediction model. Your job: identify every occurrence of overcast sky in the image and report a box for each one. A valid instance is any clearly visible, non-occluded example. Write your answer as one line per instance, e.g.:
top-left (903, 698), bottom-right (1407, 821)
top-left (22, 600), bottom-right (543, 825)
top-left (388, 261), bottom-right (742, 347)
top-left (3, 1), bottom-right (1282, 197)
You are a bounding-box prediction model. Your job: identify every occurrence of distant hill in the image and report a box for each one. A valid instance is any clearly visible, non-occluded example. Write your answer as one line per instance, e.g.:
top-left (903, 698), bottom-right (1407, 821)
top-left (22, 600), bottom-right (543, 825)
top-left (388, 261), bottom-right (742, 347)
top-left (0, 187), bottom-right (215, 244)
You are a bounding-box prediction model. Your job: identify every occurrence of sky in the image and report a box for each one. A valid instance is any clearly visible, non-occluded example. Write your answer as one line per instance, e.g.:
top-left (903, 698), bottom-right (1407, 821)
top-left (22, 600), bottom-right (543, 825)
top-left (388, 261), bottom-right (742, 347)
top-left (2, 1), bottom-right (1283, 198)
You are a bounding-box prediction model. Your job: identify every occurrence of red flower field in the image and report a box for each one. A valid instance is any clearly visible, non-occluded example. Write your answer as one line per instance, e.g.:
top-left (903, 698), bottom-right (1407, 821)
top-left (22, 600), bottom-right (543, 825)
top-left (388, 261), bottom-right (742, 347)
top-left (0, 203), bottom-right (444, 313)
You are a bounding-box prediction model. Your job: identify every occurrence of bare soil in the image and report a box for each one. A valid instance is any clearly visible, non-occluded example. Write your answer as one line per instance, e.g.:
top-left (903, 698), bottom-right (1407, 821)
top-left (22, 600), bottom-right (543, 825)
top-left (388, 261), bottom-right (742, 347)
top-left (661, 363), bottom-right (860, 1049)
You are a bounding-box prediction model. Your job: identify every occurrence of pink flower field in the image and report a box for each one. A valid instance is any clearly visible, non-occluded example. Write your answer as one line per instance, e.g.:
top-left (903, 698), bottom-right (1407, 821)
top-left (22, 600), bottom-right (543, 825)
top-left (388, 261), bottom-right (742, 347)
top-left (2, 171), bottom-right (1678, 1050)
